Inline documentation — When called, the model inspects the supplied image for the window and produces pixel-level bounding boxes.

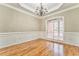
[47,17,64,40]
[46,17,64,56]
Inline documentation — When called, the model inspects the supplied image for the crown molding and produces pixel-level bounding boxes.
[0,3,40,19]
[19,3,35,13]
[43,4,79,18]
[0,3,79,19]
[48,3,63,12]
[19,3,63,14]
[0,3,63,19]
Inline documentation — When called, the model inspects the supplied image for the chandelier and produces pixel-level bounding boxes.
[35,3,48,16]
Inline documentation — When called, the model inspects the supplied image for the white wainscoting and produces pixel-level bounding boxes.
[0,31,79,48]
[64,32,79,44]
[0,31,44,48]
[42,32,79,44]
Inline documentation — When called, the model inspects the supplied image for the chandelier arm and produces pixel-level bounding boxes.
[35,3,48,16]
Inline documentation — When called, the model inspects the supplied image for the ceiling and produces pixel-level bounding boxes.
[19,3,63,12]
[4,3,79,17]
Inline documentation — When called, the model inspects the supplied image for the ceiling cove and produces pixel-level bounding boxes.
[19,3,63,16]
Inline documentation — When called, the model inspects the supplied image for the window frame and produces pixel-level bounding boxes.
[45,16,64,40]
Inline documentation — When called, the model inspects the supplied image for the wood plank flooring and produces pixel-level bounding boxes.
[0,39,79,56]
[0,39,53,56]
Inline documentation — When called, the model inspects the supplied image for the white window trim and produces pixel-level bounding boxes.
[45,16,64,39]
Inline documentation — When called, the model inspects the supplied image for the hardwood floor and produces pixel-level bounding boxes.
[0,39,79,56]
[0,39,53,56]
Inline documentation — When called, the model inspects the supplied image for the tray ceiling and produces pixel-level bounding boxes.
[3,3,79,17]
[19,3,63,13]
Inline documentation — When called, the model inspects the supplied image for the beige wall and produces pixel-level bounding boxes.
[0,4,79,32]
[44,7,79,32]
[0,5,41,32]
